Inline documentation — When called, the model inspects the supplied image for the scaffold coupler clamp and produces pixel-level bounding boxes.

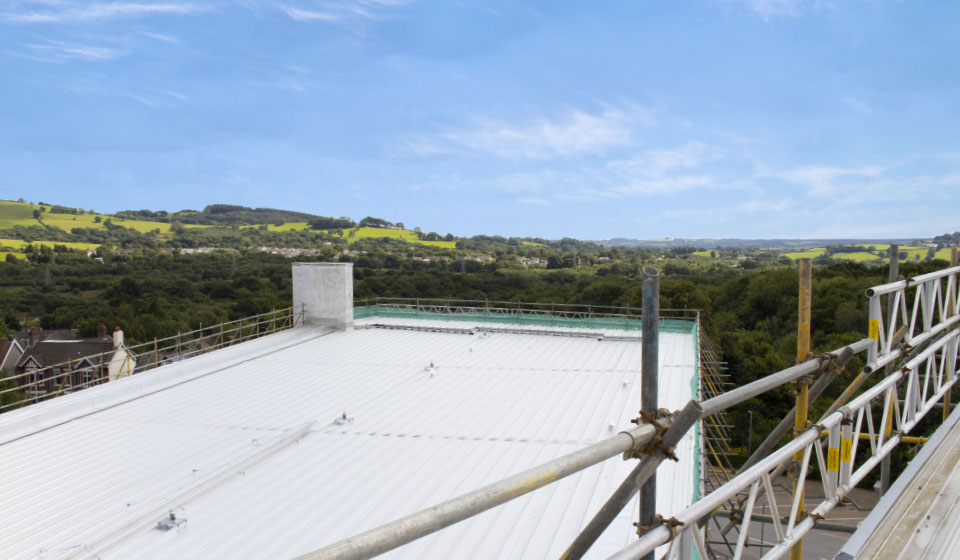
[812,422,829,438]
[819,351,850,377]
[634,514,685,538]
[791,374,815,396]
[623,408,674,460]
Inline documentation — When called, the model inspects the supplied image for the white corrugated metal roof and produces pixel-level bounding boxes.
[0,316,699,560]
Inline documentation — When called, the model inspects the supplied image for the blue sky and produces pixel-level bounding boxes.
[1,1,958,240]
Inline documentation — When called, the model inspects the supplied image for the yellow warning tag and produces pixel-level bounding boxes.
[828,448,840,472]
[841,439,852,462]
[869,319,879,341]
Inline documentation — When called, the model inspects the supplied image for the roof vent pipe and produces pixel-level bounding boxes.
[292,262,354,330]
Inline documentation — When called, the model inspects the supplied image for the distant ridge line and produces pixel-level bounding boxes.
[595,237,924,249]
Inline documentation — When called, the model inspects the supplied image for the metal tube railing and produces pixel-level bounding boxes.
[0,307,299,412]
[864,265,960,297]
[608,413,832,560]
[293,420,668,560]
[562,401,703,560]
[354,297,700,321]
[866,264,960,369]
[609,328,960,560]
[699,339,872,418]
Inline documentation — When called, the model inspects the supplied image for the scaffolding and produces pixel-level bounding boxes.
[297,259,960,560]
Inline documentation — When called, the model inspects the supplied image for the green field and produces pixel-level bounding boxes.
[328,226,456,249]
[239,222,312,232]
[268,222,311,232]
[902,247,929,261]
[42,212,171,234]
[240,223,457,248]
[0,200,41,226]
[837,251,884,262]
[0,251,26,261]
[0,238,101,251]
[692,250,714,258]
[2,199,457,249]
[0,200,172,234]
[780,244,950,263]
[782,248,827,260]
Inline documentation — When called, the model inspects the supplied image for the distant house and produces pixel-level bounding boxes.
[517,256,546,267]
[16,327,76,344]
[0,337,24,373]
[15,325,136,397]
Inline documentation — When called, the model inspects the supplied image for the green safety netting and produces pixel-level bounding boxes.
[354,305,695,334]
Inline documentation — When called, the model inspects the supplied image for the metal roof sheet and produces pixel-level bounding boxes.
[836,401,960,560]
[0,318,699,560]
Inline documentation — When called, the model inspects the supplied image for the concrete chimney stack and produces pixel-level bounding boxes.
[292,263,353,330]
[97,323,107,339]
[113,327,123,348]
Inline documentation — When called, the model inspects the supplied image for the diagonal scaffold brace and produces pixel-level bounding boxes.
[560,399,703,560]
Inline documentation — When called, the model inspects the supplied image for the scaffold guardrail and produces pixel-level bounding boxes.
[0,307,301,412]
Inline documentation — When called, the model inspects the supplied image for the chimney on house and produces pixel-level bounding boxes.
[113,327,123,348]
[97,323,107,339]
[292,263,353,330]
[28,327,39,347]
[0,337,10,358]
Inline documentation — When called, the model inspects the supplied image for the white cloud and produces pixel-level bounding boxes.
[1,2,206,23]
[490,171,556,193]
[278,0,411,24]
[406,105,653,160]
[652,197,792,229]
[738,198,792,213]
[156,88,187,101]
[516,197,549,206]
[26,39,126,61]
[843,96,873,114]
[731,0,803,19]
[763,164,886,197]
[363,0,411,6]
[476,141,729,202]
[278,5,339,22]
[607,142,717,179]
[582,142,723,197]
[127,88,187,107]
[727,0,840,20]
[141,30,180,44]
[128,93,166,106]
